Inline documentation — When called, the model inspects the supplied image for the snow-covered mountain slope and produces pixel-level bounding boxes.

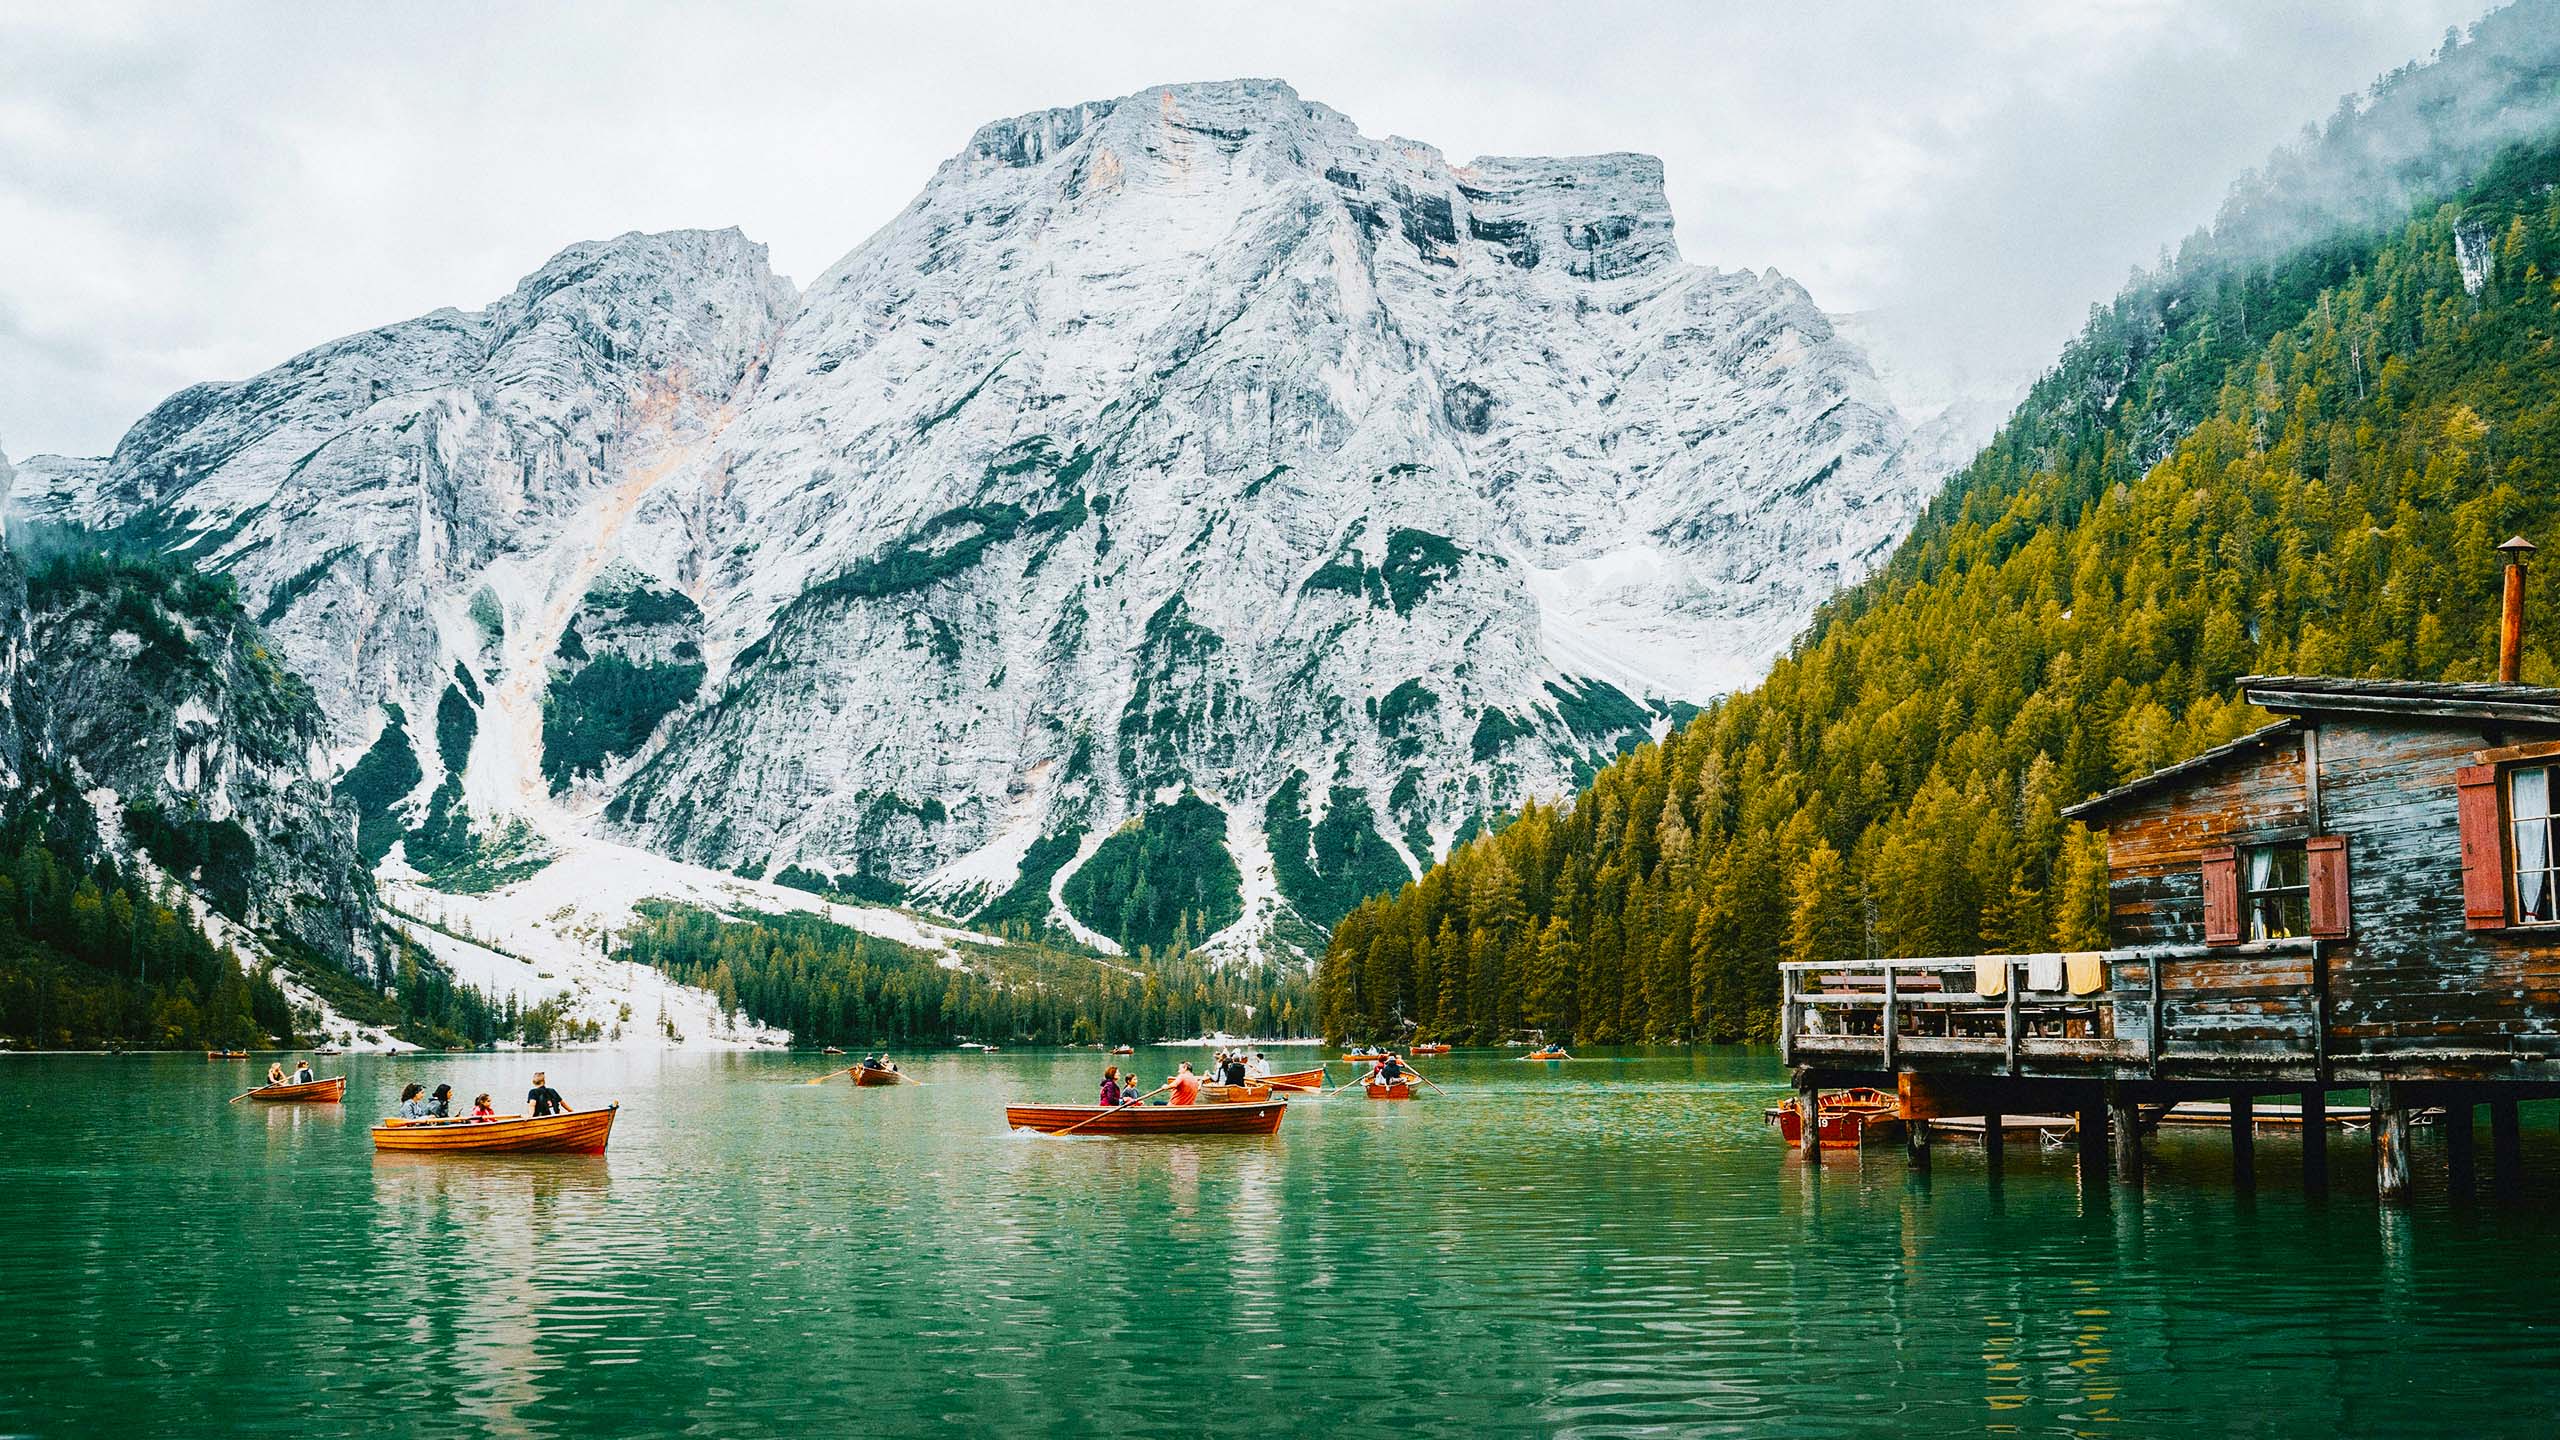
[22,79,1936,965]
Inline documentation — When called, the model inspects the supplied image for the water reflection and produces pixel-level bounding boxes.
[2,1050,2558,1437]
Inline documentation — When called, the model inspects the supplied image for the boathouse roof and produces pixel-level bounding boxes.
[2059,718,2301,822]
[2239,674,2560,723]
[2061,676,2560,823]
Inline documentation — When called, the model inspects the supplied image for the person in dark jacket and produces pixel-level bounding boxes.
[1100,1066,1125,1106]
[427,1083,453,1118]
[526,1072,569,1117]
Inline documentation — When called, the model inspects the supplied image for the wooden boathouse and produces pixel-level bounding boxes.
[1781,543,2560,1201]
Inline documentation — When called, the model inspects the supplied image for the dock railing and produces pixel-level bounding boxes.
[1779,938,2320,1075]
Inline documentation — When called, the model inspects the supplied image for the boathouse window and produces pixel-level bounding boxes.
[2512,766,2560,924]
[2242,842,2310,940]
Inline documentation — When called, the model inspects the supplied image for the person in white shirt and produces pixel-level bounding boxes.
[1247,1052,1271,1081]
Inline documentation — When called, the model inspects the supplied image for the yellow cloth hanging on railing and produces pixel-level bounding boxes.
[2065,951,2105,996]
[1975,957,2007,997]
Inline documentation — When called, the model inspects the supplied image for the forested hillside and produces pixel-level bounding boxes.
[1319,15,2560,1045]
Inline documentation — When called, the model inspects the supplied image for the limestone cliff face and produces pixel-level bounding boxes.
[16,81,1932,961]
[3,447,381,976]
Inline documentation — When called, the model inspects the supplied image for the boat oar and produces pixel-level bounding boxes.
[804,1066,859,1086]
[1400,1064,1449,1096]
[1328,1071,1376,1096]
[1049,1082,1174,1136]
[226,1088,261,1104]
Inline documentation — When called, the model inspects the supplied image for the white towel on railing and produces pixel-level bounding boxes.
[2026,953,2064,992]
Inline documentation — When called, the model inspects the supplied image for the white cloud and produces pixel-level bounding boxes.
[0,0,2492,457]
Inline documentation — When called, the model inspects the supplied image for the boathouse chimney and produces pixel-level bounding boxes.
[2500,536,2536,684]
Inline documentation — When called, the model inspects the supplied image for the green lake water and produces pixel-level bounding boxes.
[3,1047,2557,1437]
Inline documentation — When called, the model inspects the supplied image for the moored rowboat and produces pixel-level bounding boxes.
[205,1050,249,1060]
[1342,1051,1387,1063]
[372,1104,619,1155]
[1006,1099,1288,1136]
[1201,1081,1272,1103]
[853,1066,905,1086]
[247,1076,346,1103]
[1771,1087,1903,1150]
[1365,1080,1414,1101]
[1260,1068,1325,1092]
[1524,1049,1571,1061]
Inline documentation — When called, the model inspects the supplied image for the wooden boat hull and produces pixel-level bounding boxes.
[1200,1082,1272,1103]
[1261,1068,1325,1092]
[1413,1044,1451,1055]
[1006,1099,1288,1135]
[372,1105,618,1155]
[247,1076,346,1103]
[1772,1088,1905,1150]
[853,1067,905,1086]
[1525,1051,1570,1061]
[1342,1052,1386,1063]
[1365,1080,1414,1100]
[206,1051,249,1060]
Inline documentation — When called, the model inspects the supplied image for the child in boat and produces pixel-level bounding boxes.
[1167,1063,1202,1106]
[470,1093,496,1120]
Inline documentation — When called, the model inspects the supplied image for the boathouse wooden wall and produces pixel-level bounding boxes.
[2098,714,2560,1069]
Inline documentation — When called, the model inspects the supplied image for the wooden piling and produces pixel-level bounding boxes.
[2077,1098,2108,1183]
[1906,1118,1931,1170]
[2108,1090,2143,1186]
[2373,1081,2411,1204]
[2445,1096,2476,1197]
[1798,1081,1821,1170]
[2229,1093,2255,1190]
[2301,1089,2328,1194]
[2491,1097,2521,1194]
[1983,1111,2003,1178]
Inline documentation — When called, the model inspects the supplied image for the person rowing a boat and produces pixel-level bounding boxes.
[266,1062,287,1087]
[1167,1063,1202,1106]
[1369,1054,1410,1086]
[527,1072,569,1117]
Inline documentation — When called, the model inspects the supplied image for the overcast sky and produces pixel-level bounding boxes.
[0,0,2495,459]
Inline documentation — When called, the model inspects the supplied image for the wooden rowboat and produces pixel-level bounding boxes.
[1261,1068,1326,1092]
[206,1050,249,1060]
[1006,1098,1288,1136]
[1200,1081,1272,1103]
[853,1066,905,1086]
[1413,1043,1452,1055]
[1524,1049,1571,1061]
[247,1075,346,1103]
[1342,1051,1387,1063]
[372,1104,619,1155]
[1771,1087,1904,1150]
[823,1046,845,1055]
[1111,1046,1135,1055]
[1366,1079,1414,1100]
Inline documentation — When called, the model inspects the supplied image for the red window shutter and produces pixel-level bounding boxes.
[2457,763,2509,931]
[2307,835,2350,938]
[2201,845,2240,945]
